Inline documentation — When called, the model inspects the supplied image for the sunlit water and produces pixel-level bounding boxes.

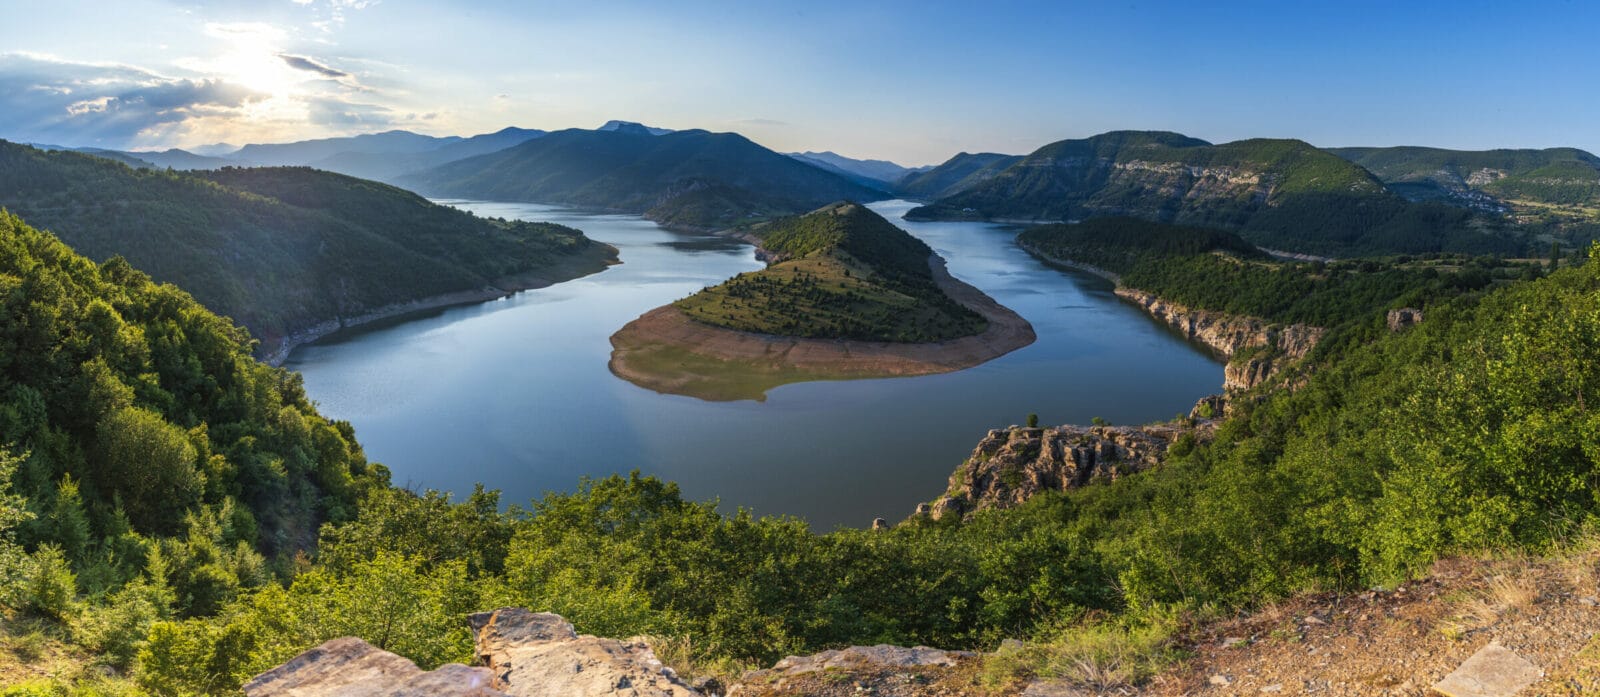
[286,200,1223,529]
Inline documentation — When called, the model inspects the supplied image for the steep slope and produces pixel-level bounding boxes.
[399,128,891,229]
[0,142,616,358]
[894,151,1021,200]
[0,210,386,558]
[1330,144,1600,207]
[910,132,1521,256]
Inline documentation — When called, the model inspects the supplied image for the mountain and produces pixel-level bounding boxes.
[1328,145,1600,208]
[788,151,924,189]
[399,128,891,229]
[674,202,986,342]
[229,130,462,167]
[597,120,675,136]
[303,126,547,182]
[121,148,234,170]
[908,131,1522,256]
[893,151,1021,200]
[0,142,616,357]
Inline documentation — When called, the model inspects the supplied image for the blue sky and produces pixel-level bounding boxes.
[0,0,1596,165]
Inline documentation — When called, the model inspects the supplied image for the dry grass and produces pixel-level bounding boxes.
[643,634,757,691]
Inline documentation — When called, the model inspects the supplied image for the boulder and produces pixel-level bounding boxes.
[469,608,702,697]
[243,636,502,697]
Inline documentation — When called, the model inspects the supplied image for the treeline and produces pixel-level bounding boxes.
[0,142,610,350]
[1019,217,1537,342]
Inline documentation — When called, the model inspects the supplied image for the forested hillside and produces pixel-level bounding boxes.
[909,132,1525,256]
[0,142,615,356]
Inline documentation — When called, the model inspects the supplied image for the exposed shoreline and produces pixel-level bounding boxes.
[607,254,1036,401]
[261,244,620,366]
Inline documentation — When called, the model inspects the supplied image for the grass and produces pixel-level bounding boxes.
[675,203,985,343]
[978,611,1186,693]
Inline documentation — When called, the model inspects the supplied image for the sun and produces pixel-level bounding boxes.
[200,22,302,97]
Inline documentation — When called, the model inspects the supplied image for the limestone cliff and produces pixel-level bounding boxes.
[921,422,1210,520]
[1114,287,1323,392]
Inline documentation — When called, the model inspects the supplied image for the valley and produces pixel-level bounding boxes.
[282,199,1225,529]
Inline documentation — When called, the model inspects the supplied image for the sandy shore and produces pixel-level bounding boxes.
[607,255,1036,400]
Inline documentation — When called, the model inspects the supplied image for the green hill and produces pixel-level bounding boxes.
[674,203,985,342]
[894,151,1021,200]
[398,128,890,230]
[908,132,1521,256]
[0,208,387,565]
[0,142,616,356]
[1324,147,1600,209]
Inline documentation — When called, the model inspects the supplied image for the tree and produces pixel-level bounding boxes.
[95,407,202,534]
[1026,413,1039,428]
[1550,240,1562,270]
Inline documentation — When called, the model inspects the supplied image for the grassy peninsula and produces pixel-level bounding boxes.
[608,203,1032,400]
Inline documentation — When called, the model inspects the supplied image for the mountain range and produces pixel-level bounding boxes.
[397,127,891,229]
[907,131,1528,256]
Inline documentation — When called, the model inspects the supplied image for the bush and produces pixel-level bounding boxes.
[20,545,78,620]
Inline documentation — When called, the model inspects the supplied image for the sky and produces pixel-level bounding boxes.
[1,0,1597,166]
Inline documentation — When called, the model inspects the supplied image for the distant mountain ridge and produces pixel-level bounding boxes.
[398,128,891,229]
[908,130,1522,256]
[1328,145,1600,208]
[895,151,1022,200]
[787,151,927,190]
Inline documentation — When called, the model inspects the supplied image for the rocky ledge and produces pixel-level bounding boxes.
[920,421,1212,519]
[244,608,990,697]
[1114,287,1323,392]
[245,608,699,697]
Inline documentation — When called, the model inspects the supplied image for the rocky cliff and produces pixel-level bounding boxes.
[921,422,1211,520]
[1114,287,1323,392]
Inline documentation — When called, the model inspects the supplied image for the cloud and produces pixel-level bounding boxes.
[279,53,351,80]
[0,53,266,147]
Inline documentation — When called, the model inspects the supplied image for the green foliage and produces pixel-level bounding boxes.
[19,545,78,621]
[676,204,986,342]
[0,142,609,347]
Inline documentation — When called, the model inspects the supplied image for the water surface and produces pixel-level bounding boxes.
[286,200,1223,528]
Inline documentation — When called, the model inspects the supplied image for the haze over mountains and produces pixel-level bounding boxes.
[20,119,1600,259]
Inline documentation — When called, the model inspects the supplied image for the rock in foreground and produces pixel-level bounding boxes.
[245,609,701,697]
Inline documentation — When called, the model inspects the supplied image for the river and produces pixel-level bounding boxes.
[285,200,1224,529]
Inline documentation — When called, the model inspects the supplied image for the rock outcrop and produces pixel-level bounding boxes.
[1114,287,1323,391]
[923,423,1205,518]
[1387,307,1424,332]
[244,637,501,696]
[245,609,701,697]
[731,645,974,697]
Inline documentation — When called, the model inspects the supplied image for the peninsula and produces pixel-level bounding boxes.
[608,202,1035,400]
